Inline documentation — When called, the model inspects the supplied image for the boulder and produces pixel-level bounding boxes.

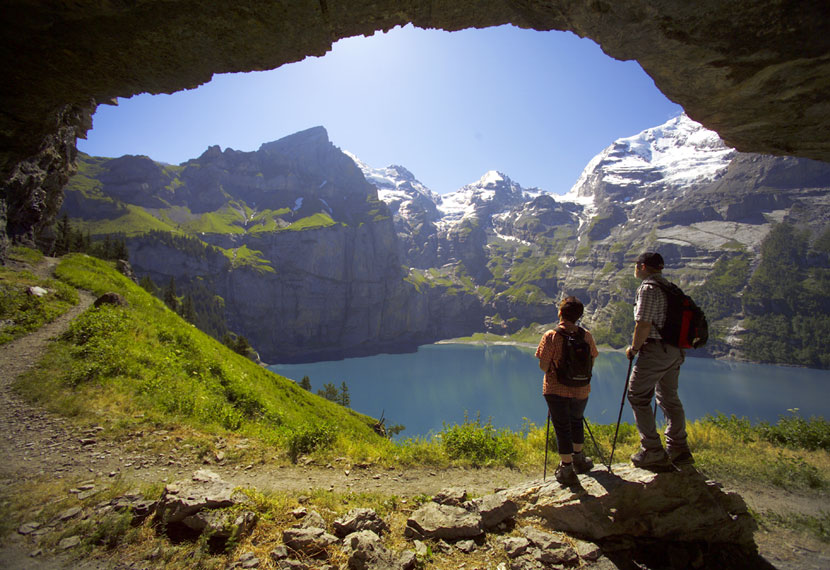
[334,508,389,538]
[116,259,139,282]
[107,493,158,525]
[295,509,327,530]
[504,465,756,547]
[282,527,338,558]
[502,536,531,559]
[465,492,518,530]
[155,469,244,525]
[519,526,566,550]
[93,292,128,308]
[431,487,467,506]
[181,509,257,541]
[342,530,399,570]
[404,502,483,541]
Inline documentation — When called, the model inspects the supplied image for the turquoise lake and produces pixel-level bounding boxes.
[269,344,830,439]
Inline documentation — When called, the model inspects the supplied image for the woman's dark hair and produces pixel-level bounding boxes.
[559,296,584,323]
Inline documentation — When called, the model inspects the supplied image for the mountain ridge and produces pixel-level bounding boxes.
[60,116,830,367]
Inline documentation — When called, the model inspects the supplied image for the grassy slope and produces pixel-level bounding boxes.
[15,253,381,459]
[0,247,79,345]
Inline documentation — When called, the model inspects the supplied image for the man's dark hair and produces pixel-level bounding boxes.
[559,296,584,323]
[636,251,664,270]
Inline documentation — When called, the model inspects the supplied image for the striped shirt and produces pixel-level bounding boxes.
[535,323,599,398]
[635,275,669,340]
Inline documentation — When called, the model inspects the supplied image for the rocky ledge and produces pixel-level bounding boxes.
[16,465,771,569]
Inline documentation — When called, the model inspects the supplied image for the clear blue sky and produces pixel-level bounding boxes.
[78,25,682,195]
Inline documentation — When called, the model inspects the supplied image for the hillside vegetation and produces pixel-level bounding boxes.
[15,253,383,462]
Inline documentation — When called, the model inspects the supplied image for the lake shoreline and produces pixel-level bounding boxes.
[435,338,823,368]
[435,337,625,354]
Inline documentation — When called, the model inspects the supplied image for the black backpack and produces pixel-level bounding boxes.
[647,279,709,349]
[552,326,594,387]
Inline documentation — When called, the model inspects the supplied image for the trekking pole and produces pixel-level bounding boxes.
[608,357,634,471]
[583,416,605,467]
[543,412,551,481]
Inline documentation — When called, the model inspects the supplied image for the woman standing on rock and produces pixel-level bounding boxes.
[535,296,598,485]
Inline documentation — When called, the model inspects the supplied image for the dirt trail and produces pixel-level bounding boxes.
[0,257,827,569]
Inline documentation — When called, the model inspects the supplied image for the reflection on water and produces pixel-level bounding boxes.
[269,344,830,438]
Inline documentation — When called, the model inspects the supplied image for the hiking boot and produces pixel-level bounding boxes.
[630,447,671,469]
[554,462,579,486]
[668,448,695,466]
[572,451,594,474]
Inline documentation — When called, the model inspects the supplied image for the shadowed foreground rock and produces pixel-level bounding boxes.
[503,464,771,569]
[506,465,755,545]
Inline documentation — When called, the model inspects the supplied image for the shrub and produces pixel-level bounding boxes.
[286,422,336,462]
[756,411,830,452]
[703,411,830,451]
[440,415,518,467]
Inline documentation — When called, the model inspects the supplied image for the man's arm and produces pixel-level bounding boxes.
[626,320,652,360]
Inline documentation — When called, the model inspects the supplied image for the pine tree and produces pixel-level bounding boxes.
[163,277,179,312]
[102,234,112,259]
[338,381,351,407]
[234,335,252,357]
[317,383,339,402]
[54,214,71,255]
[71,227,85,252]
[139,275,158,296]
[299,376,312,391]
[114,236,129,260]
[180,293,197,323]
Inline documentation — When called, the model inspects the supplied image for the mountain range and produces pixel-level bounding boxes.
[61,115,830,367]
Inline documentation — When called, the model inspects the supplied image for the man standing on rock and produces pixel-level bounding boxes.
[625,252,694,468]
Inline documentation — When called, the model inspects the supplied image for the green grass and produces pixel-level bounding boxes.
[15,254,380,460]
[223,245,275,274]
[286,213,336,231]
[0,250,79,345]
[73,205,174,236]
[439,415,519,467]
[757,510,830,543]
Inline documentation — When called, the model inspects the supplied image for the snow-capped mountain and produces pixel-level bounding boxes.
[352,114,737,243]
[348,160,546,234]
[351,112,828,276]
[435,171,530,229]
[344,152,441,223]
[64,118,830,365]
[566,114,736,204]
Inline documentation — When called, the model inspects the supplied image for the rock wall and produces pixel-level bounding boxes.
[3,1,830,258]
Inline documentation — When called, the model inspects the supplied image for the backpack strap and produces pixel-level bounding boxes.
[644,277,680,296]
[554,324,583,338]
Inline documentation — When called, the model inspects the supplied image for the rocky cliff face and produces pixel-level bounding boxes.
[64,127,495,362]
[353,115,830,361]
[63,117,830,364]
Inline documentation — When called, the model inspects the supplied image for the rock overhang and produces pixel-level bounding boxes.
[3,0,830,242]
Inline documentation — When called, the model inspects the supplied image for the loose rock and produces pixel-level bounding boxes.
[404,501,483,541]
[432,487,467,506]
[334,508,389,538]
[283,527,338,558]
[342,530,399,570]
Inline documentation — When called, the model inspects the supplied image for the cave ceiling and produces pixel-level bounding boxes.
[1,0,830,241]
